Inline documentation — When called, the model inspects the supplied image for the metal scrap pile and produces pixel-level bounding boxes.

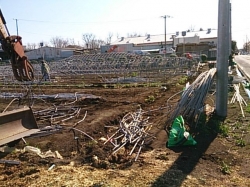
[0,53,198,77]
[104,108,155,161]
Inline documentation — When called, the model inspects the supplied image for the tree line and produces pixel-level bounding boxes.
[25,32,144,50]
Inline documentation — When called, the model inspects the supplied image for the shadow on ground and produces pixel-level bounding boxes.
[151,114,221,187]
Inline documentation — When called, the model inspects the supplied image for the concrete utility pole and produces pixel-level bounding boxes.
[13,19,18,36]
[216,0,230,117]
[246,35,248,53]
[229,2,232,54]
[161,15,172,56]
[164,15,166,55]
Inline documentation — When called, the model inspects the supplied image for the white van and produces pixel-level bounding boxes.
[133,50,150,55]
[159,47,175,54]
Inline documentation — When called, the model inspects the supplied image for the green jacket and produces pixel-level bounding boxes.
[41,62,50,74]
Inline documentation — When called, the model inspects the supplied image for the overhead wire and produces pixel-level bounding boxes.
[13,16,162,25]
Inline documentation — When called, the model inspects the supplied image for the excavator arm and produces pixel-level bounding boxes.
[0,9,34,81]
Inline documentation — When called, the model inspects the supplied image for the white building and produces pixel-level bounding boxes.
[101,29,217,56]
[25,47,74,60]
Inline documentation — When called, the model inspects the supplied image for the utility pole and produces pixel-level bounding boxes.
[229,2,231,55]
[161,15,172,56]
[182,31,186,55]
[246,35,248,53]
[216,0,230,118]
[164,15,166,56]
[13,19,18,36]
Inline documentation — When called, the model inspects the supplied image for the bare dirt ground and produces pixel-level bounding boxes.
[1,69,250,187]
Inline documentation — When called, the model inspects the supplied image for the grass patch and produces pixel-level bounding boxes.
[236,139,246,147]
[178,76,188,85]
[218,124,229,137]
[246,105,250,113]
[220,161,231,175]
[145,95,155,103]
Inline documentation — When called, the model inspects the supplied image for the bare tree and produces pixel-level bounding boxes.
[82,33,105,49]
[26,43,31,49]
[92,39,105,49]
[82,33,95,49]
[97,39,105,47]
[50,37,69,48]
[50,37,61,48]
[25,42,38,50]
[116,33,120,39]
[68,38,75,46]
[62,40,68,48]
[243,41,250,53]
[106,32,113,44]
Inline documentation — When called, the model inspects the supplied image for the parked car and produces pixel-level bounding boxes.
[132,50,150,56]
[159,47,175,54]
[182,53,193,59]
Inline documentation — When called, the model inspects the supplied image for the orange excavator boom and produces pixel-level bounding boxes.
[0,9,34,81]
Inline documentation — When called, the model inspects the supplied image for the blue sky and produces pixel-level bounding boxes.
[0,0,249,48]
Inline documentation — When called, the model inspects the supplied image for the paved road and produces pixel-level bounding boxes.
[235,55,250,79]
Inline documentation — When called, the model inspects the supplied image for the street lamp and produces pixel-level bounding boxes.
[161,15,172,56]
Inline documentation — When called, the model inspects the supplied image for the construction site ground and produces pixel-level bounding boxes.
[1,69,250,187]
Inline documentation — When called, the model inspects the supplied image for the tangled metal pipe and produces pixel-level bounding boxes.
[0,54,198,77]
[104,108,155,161]
[18,90,96,141]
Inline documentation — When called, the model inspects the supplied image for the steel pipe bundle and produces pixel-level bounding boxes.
[170,68,217,126]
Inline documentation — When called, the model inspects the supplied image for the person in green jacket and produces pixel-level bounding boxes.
[41,60,50,81]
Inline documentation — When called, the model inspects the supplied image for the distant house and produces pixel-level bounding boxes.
[25,46,75,60]
[101,28,217,57]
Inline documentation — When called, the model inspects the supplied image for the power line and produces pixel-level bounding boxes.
[15,16,161,25]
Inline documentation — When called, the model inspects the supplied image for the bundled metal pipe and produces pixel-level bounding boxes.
[170,68,217,126]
